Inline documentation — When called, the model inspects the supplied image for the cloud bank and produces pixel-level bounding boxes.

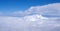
[0,3,60,31]
[12,3,60,17]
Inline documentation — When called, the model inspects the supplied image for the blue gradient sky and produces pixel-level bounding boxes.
[0,0,60,13]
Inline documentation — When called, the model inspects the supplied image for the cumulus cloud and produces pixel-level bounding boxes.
[12,3,60,17]
[0,14,60,31]
[0,3,60,31]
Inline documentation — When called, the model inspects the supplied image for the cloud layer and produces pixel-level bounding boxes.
[12,3,60,17]
[0,3,60,31]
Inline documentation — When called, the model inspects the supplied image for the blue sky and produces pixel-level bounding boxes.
[0,0,60,13]
[0,0,60,31]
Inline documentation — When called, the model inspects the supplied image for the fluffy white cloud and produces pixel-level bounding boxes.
[0,14,60,31]
[12,3,60,17]
[0,3,60,31]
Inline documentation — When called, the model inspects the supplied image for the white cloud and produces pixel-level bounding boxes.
[0,3,60,31]
[0,14,60,31]
[12,3,60,17]
[24,14,48,21]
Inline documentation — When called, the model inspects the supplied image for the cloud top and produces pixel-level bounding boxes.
[12,3,60,17]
